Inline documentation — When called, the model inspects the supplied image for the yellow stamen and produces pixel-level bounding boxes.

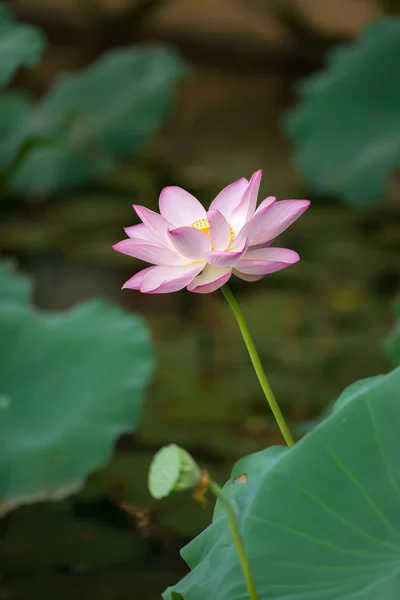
[191,218,210,235]
[228,225,235,246]
[191,218,236,247]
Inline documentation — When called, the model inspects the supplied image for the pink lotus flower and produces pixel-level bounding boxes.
[113,171,310,294]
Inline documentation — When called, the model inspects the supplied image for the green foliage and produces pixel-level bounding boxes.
[0,4,187,194]
[212,447,287,522]
[286,18,400,206]
[0,2,46,88]
[0,92,33,173]
[0,259,32,305]
[0,262,155,515]
[384,297,400,365]
[165,367,400,599]
[9,45,187,194]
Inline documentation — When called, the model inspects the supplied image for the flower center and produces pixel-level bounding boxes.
[191,218,235,246]
[191,218,210,235]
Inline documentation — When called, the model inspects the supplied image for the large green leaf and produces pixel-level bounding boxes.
[165,366,400,599]
[0,259,31,306]
[212,447,288,523]
[384,297,400,365]
[0,3,46,88]
[0,92,33,174]
[0,264,154,515]
[10,45,187,193]
[285,19,400,206]
[10,145,113,193]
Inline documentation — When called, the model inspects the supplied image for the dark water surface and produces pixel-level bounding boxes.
[1,192,399,599]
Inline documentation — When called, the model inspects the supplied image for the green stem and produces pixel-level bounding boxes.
[209,480,259,600]
[221,284,295,447]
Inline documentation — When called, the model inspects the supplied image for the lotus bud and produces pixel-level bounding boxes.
[148,443,202,499]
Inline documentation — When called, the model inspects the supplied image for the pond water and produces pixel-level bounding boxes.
[1,187,398,599]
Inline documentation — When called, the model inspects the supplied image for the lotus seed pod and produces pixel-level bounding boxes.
[148,444,202,499]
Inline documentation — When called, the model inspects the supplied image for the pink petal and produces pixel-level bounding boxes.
[133,205,174,248]
[246,247,300,261]
[247,200,310,246]
[208,209,231,251]
[255,196,276,215]
[209,177,249,221]
[232,270,264,282]
[159,186,206,227]
[168,226,211,259]
[245,170,263,221]
[141,264,203,294]
[234,196,276,247]
[124,224,163,246]
[187,265,232,293]
[206,238,248,267]
[235,247,300,275]
[230,170,262,233]
[122,267,154,290]
[112,239,189,265]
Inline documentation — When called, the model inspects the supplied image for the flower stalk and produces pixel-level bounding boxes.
[221,284,295,447]
[149,446,259,599]
[209,480,259,600]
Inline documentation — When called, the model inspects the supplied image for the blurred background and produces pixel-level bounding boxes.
[1,0,399,598]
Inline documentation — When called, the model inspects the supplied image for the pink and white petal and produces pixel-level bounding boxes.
[208,209,231,250]
[140,264,204,294]
[245,241,273,251]
[245,247,300,261]
[187,265,232,293]
[168,226,211,260]
[133,205,174,248]
[230,170,262,233]
[255,196,276,215]
[206,238,248,267]
[113,239,189,265]
[232,270,264,282]
[124,223,162,245]
[122,267,154,290]
[245,170,263,221]
[235,247,300,275]
[209,177,249,221]
[248,199,310,246]
[233,196,276,247]
[159,186,206,227]
[245,247,300,262]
